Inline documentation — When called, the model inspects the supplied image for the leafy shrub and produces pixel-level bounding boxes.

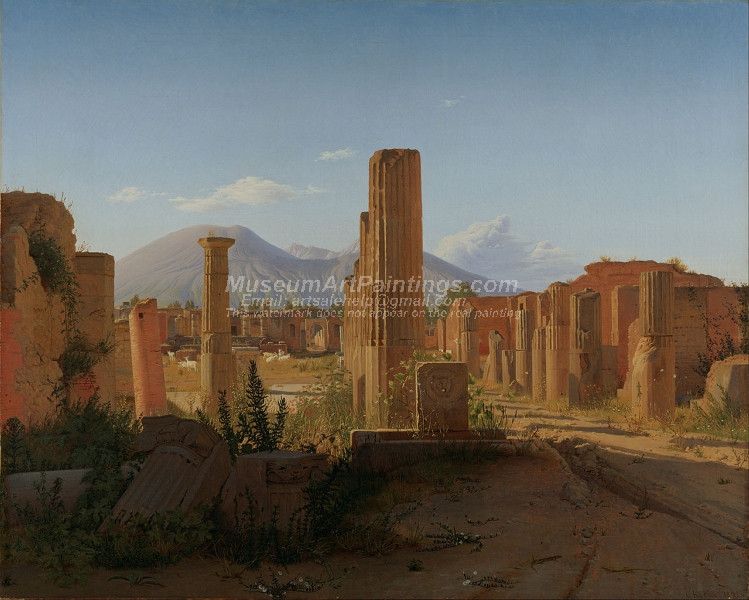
[689,285,749,381]
[199,361,287,460]
[10,474,95,587]
[283,369,362,457]
[1,394,139,477]
[96,505,215,569]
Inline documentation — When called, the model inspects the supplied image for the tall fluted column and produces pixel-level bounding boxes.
[531,327,547,402]
[198,236,235,412]
[514,309,534,395]
[346,149,424,427]
[569,289,602,406]
[631,271,675,417]
[545,282,571,403]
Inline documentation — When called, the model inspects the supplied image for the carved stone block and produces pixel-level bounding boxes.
[416,362,468,432]
[219,451,328,526]
[111,416,231,524]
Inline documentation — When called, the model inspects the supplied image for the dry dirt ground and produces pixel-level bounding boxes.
[2,393,747,600]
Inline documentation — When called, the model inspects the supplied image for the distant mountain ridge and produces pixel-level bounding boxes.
[114,224,494,307]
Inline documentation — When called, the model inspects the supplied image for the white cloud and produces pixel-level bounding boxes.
[315,147,357,162]
[441,96,465,108]
[169,176,321,212]
[107,186,153,203]
[433,216,581,291]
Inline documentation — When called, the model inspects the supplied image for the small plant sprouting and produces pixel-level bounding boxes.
[717,477,734,485]
[462,571,517,589]
[619,488,653,520]
[419,522,495,552]
[407,558,424,571]
[630,454,645,464]
[244,568,323,600]
[107,572,164,587]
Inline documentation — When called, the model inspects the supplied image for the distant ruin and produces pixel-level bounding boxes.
[439,261,744,411]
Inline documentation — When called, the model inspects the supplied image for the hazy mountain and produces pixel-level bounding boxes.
[114,224,495,308]
[285,243,339,260]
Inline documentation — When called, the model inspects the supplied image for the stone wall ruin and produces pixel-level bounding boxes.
[1,192,115,424]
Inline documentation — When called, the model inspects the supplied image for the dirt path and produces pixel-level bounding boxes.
[3,398,747,599]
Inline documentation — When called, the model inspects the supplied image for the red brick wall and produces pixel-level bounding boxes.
[674,287,742,396]
[0,309,25,423]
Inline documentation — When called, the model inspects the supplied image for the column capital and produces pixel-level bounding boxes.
[198,237,235,250]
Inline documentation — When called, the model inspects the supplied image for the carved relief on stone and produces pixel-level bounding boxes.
[416,362,469,432]
[266,454,328,485]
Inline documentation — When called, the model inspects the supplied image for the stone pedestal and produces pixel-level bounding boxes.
[631,271,675,417]
[219,451,328,526]
[129,298,167,417]
[198,237,235,412]
[569,289,602,406]
[545,282,571,403]
[416,362,469,432]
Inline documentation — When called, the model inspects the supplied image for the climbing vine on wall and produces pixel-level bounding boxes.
[22,221,114,400]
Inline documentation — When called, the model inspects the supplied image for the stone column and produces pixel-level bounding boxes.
[501,350,516,394]
[198,237,235,412]
[514,309,534,395]
[72,252,115,406]
[631,271,675,417]
[456,306,481,379]
[531,327,547,402]
[611,285,639,389]
[569,289,602,406]
[545,282,571,403]
[482,330,504,385]
[129,298,167,417]
[346,149,425,428]
[114,320,134,406]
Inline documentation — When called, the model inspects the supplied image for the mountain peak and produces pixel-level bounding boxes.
[114,224,493,306]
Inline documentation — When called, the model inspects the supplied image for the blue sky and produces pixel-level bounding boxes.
[3,0,747,291]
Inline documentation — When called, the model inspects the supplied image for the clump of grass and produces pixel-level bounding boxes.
[468,387,515,437]
[296,354,339,373]
[283,369,363,457]
[691,389,748,442]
